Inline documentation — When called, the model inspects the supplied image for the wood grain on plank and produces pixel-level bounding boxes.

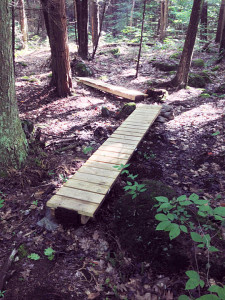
[65,179,109,194]
[74,172,115,186]
[84,160,121,171]
[78,165,120,178]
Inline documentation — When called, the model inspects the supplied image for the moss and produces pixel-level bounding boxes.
[215,84,225,94]
[152,61,178,72]
[192,59,205,68]
[188,72,211,88]
[109,48,120,57]
[170,52,181,59]
[211,65,219,72]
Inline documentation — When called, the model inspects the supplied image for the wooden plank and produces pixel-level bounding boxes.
[73,172,115,186]
[114,128,146,136]
[111,133,141,141]
[99,145,134,155]
[87,153,128,164]
[94,149,131,159]
[102,139,137,149]
[78,165,120,178]
[47,195,98,217]
[106,137,139,145]
[76,77,148,101]
[65,179,109,194]
[56,186,104,204]
[84,160,121,171]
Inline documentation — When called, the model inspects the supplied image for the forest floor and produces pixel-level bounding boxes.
[0,40,225,300]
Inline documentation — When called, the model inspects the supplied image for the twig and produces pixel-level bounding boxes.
[0,247,18,290]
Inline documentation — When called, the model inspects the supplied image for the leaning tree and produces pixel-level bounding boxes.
[0,0,28,175]
[171,0,204,88]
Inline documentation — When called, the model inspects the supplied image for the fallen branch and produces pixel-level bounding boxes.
[0,247,18,291]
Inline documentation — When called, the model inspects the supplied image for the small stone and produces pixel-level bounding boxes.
[157,116,167,123]
[162,104,172,112]
[101,106,110,117]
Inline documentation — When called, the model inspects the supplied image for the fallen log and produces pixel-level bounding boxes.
[76,77,148,101]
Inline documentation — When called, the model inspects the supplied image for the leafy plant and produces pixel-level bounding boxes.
[32,200,38,206]
[59,174,68,183]
[44,247,55,260]
[211,131,220,136]
[0,290,5,298]
[83,146,93,155]
[28,253,40,261]
[154,193,225,298]
[0,199,4,209]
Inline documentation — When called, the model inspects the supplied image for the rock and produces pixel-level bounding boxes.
[156,116,167,123]
[116,102,136,119]
[152,61,178,72]
[188,72,212,88]
[71,58,93,77]
[94,126,108,139]
[145,88,168,102]
[101,106,110,117]
[162,104,172,112]
[109,48,120,57]
[215,84,225,94]
[21,119,34,139]
[161,111,174,120]
[37,208,58,232]
[191,59,205,68]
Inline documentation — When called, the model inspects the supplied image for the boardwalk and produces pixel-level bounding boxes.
[47,105,162,221]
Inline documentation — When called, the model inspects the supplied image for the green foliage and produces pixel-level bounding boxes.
[211,131,220,136]
[44,247,55,260]
[0,291,5,298]
[59,174,68,183]
[83,146,93,155]
[28,253,40,261]
[0,191,5,209]
[18,244,28,259]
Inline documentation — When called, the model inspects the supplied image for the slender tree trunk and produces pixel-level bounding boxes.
[215,0,225,43]
[18,0,28,49]
[76,0,88,59]
[89,0,99,50]
[135,0,147,78]
[0,0,28,175]
[200,1,208,41]
[12,0,15,71]
[130,0,136,27]
[218,18,225,61]
[171,0,204,88]
[41,0,72,97]
[73,0,78,44]
[159,0,168,41]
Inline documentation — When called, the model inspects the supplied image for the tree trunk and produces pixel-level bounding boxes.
[0,0,28,175]
[130,0,136,27]
[171,0,204,88]
[159,0,168,41]
[215,0,225,43]
[18,0,28,49]
[76,0,88,59]
[219,17,225,61]
[89,0,99,50]
[41,0,72,97]
[73,0,78,44]
[200,1,208,41]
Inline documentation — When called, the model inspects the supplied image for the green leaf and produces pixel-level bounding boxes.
[198,211,207,217]
[208,285,222,293]
[186,270,200,280]
[155,213,168,221]
[178,296,190,300]
[177,195,187,202]
[140,188,147,193]
[44,248,55,256]
[211,131,220,136]
[194,200,209,205]
[199,205,210,212]
[180,225,188,233]
[28,253,40,260]
[127,181,132,186]
[155,196,169,203]
[189,193,199,202]
[169,224,180,240]
[208,246,219,252]
[214,215,224,221]
[214,207,225,217]
[156,220,171,231]
[159,203,172,209]
[180,200,192,206]
[199,280,205,288]
[191,232,203,243]
[196,295,219,300]
[185,278,199,290]
[167,213,175,221]
[197,243,205,248]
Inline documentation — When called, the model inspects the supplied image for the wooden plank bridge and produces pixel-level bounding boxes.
[46,104,162,223]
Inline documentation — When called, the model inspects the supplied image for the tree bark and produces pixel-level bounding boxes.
[130,0,136,27]
[200,1,208,41]
[89,0,99,50]
[171,0,204,88]
[159,0,168,41]
[41,0,72,97]
[219,17,225,61]
[18,0,28,49]
[76,0,88,59]
[0,0,28,175]
[215,0,225,43]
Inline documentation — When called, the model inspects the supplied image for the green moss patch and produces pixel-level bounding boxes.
[191,59,205,68]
